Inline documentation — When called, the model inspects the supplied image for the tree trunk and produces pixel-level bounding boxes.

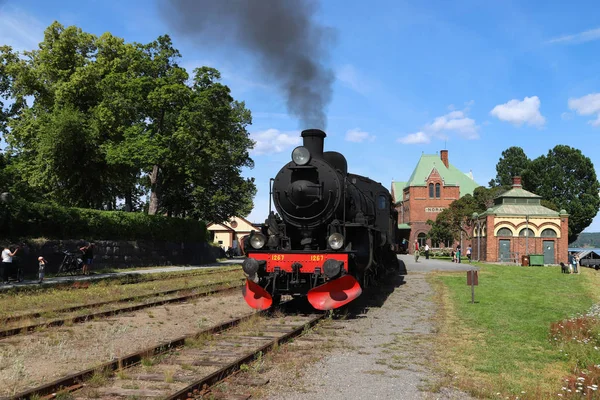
[148,164,160,215]
[125,192,133,212]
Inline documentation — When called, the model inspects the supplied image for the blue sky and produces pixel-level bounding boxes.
[2,0,600,231]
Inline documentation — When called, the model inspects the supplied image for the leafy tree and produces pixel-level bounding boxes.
[473,185,508,209]
[426,219,454,246]
[521,145,600,242]
[1,22,256,221]
[434,193,480,241]
[489,146,531,187]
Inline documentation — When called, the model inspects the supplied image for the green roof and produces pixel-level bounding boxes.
[481,184,561,217]
[405,154,480,197]
[496,187,541,199]
[398,223,411,229]
[391,181,407,204]
[483,204,560,217]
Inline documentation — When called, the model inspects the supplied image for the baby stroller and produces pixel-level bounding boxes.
[58,250,84,275]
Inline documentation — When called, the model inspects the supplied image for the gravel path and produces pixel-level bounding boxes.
[264,256,477,400]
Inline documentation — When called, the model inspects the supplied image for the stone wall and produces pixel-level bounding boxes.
[12,239,221,275]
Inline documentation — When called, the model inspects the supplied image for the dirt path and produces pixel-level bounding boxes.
[260,256,475,400]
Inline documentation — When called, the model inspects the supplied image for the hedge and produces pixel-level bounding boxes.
[0,200,207,242]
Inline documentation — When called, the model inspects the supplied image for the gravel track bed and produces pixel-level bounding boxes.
[0,291,253,397]
[259,270,475,400]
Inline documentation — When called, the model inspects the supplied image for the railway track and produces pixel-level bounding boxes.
[10,303,325,400]
[0,279,244,339]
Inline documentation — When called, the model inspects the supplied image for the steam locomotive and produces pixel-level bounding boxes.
[242,129,405,310]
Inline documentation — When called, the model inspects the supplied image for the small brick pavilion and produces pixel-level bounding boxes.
[471,176,569,265]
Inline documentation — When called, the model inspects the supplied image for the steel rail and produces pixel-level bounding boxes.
[2,273,243,324]
[166,313,325,400]
[0,280,244,339]
[1,265,241,295]
[8,311,262,400]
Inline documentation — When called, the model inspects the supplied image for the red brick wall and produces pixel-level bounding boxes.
[484,215,496,261]
[483,216,568,264]
[559,215,569,264]
[404,179,460,246]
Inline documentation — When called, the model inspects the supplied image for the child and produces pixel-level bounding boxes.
[38,256,47,283]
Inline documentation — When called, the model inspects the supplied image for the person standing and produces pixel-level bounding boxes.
[79,243,94,276]
[38,256,47,283]
[568,253,575,274]
[573,254,579,274]
[414,239,419,262]
[466,246,472,263]
[1,245,18,284]
[456,245,461,264]
[424,243,430,259]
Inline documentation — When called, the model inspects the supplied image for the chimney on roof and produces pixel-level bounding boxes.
[512,176,522,188]
[440,150,449,168]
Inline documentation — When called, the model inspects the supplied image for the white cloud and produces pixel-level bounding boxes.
[547,27,600,45]
[336,64,372,95]
[0,6,45,51]
[561,112,573,121]
[250,129,301,155]
[397,132,430,144]
[568,93,600,126]
[345,128,375,143]
[425,110,479,139]
[490,96,545,127]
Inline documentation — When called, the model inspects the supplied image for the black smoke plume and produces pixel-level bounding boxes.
[160,0,335,128]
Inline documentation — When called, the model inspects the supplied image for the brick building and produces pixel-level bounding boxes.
[472,176,569,265]
[391,150,480,251]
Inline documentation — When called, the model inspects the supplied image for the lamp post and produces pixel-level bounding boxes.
[472,212,481,262]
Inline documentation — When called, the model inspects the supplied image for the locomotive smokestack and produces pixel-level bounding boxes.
[301,129,326,159]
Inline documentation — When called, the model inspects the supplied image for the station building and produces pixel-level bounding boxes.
[391,150,480,250]
[472,176,569,265]
[207,216,259,252]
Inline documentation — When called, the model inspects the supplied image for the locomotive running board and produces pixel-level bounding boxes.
[243,279,273,310]
[307,275,362,310]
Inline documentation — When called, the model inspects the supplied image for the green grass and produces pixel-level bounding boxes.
[432,263,600,399]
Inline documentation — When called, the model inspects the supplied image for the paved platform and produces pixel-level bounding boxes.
[0,259,242,292]
[398,254,480,273]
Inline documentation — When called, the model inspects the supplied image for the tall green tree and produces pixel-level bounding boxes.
[489,146,531,187]
[1,22,256,221]
[521,145,600,242]
[434,193,480,241]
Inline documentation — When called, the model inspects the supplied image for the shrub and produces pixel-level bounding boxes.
[0,200,207,241]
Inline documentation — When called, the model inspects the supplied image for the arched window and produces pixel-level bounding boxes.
[497,228,513,237]
[541,228,557,237]
[519,228,534,237]
[377,195,387,210]
[429,183,434,198]
[435,183,440,198]
[418,233,427,248]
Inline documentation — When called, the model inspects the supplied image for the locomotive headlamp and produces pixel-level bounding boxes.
[292,146,311,165]
[328,233,344,250]
[250,233,266,249]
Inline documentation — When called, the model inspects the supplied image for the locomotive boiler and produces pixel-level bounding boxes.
[242,129,404,310]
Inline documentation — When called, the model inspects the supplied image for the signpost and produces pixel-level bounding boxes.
[467,270,478,304]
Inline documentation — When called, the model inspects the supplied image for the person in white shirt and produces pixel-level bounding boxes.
[1,245,18,284]
[424,243,430,259]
